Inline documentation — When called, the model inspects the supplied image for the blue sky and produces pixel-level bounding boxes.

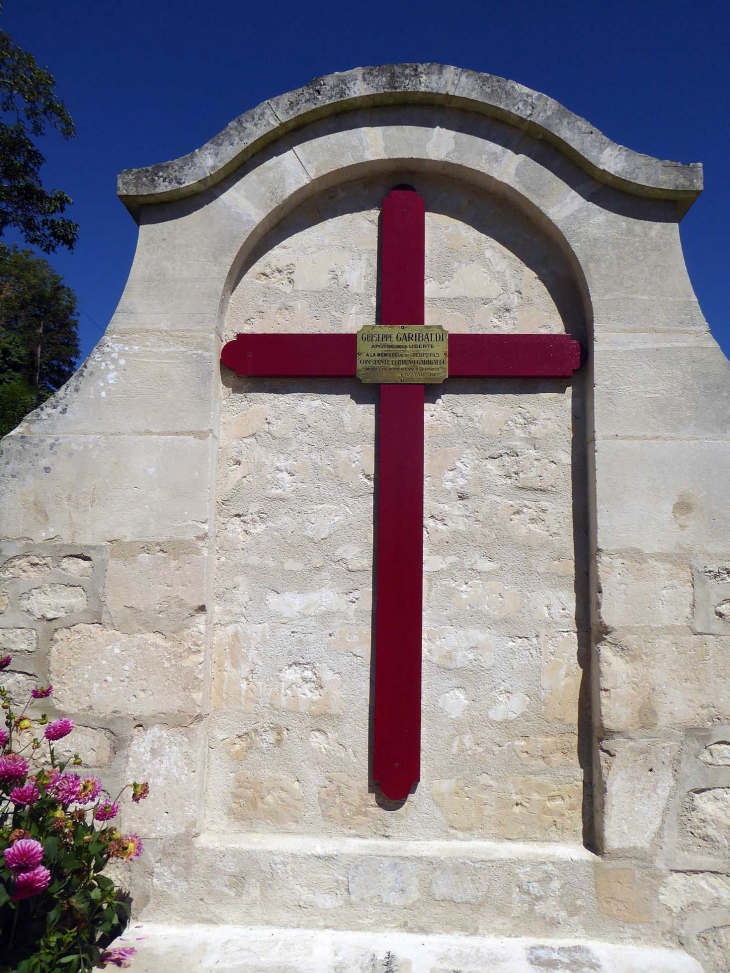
[5,0,730,360]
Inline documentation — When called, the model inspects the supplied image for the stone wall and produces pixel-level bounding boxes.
[1,66,728,970]
[210,172,589,846]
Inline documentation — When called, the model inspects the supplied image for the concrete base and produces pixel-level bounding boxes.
[124,924,703,972]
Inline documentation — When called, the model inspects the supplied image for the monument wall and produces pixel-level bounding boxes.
[1,66,729,971]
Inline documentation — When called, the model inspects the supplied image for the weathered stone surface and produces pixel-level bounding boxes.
[231,774,305,827]
[598,555,692,630]
[0,627,37,652]
[595,441,730,553]
[50,622,204,717]
[59,555,93,577]
[600,630,730,731]
[0,434,212,543]
[697,924,730,973]
[124,724,203,837]
[0,554,52,578]
[104,540,207,634]
[54,726,116,768]
[700,742,730,767]
[692,561,730,635]
[1,64,725,964]
[601,740,675,852]
[19,583,87,620]
[117,65,702,211]
[594,863,653,923]
[678,788,730,859]
[660,872,730,915]
[348,858,420,906]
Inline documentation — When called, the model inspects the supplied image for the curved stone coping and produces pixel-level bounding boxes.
[117,64,703,217]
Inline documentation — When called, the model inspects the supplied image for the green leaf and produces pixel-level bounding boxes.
[43,835,59,860]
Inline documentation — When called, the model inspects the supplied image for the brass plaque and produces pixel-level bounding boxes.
[356,325,449,384]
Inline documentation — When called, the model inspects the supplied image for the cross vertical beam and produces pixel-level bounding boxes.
[372,188,426,801]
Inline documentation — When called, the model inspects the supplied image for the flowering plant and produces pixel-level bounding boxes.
[0,656,148,972]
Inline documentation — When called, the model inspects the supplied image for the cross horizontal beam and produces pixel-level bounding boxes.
[221,332,582,379]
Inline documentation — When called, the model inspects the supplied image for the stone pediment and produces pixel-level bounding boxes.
[117,63,702,215]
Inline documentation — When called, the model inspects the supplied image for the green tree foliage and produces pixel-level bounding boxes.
[0,244,79,437]
[0,9,78,253]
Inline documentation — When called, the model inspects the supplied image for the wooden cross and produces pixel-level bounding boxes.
[221,187,581,801]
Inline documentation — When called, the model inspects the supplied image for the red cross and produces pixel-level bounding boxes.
[221,187,582,801]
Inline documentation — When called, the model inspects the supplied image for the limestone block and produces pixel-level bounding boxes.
[430,776,582,839]
[0,434,212,543]
[489,778,583,841]
[50,622,204,718]
[599,630,730,731]
[18,583,87,620]
[54,726,116,768]
[591,295,709,335]
[660,872,730,916]
[594,863,653,923]
[269,662,343,716]
[0,628,38,652]
[348,857,420,906]
[692,561,730,635]
[540,632,583,725]
[678,788,730,859]
[512,735,581,771]
[18,338,216,436]
[558,203,696,305]
[594,441,730,553]
[59,555,93,577]
[600,740,676,852]
[696,924,730,973]
[430,861,490,904]
[123,724,203,837]
[700,742,730,767]
[593,339,730,439]
[2,670,36,704]
[114,274,224,320]
[0,554,52,579]
[104,540,207,634]
[224,147,312,225]
[598,555,692,630]
[318,775,384,834]
[431,778,491,831]
[230,774,305,827]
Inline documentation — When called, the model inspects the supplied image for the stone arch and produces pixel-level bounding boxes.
[1,66,724,969]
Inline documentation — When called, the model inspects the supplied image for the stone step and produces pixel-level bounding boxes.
[140,834,656,943]
[124,924,703,973]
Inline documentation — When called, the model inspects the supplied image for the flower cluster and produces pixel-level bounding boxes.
[0,656,149,971]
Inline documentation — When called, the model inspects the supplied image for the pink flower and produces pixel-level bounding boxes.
[0,655,11,671]
[77,776,102,804]
[100,946,137,969]
[44,718,74,741]
[9,780,40,806]
[31,685,53,699]
[4,838,44,872]
[0,728,8,747]
[0,753,29,782]
[94,801,119,821]
[111,834,143,861]
[12,864,51,900]
[50,772,82,806]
